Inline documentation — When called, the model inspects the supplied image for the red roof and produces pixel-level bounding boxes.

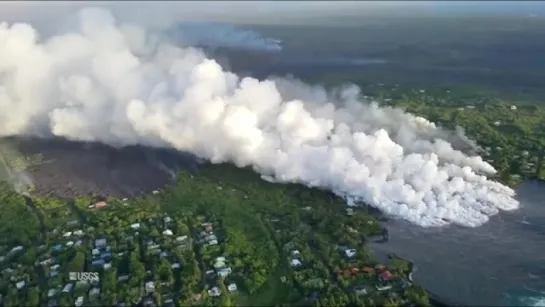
[379,270,393,280]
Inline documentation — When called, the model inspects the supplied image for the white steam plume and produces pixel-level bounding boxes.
[0,8,519,227]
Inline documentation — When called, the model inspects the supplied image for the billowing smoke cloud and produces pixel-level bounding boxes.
[0,8,519,227]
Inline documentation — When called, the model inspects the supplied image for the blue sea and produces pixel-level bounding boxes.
[370,181,545,306]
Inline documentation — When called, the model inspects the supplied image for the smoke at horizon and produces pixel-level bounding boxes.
[0,8,519,227]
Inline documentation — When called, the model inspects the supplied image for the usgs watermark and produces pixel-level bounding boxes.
[69,272,99,282]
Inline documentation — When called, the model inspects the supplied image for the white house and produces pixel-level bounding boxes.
[130,223,140,230]
[63,231,72,238]
[171,263,181,269]
[511,105,517,110]
[207,287,221,297]
[376,284,392,291]
[227,283,238,292]
[103,263,112,270]
[290,259,302,268]
[209,239,218,246]
[162,229,173,236]
[345,249,356,258]
[47,289,57,297]
[15,281,26,290]
[89,288,100,296]
[176,235,188,242]
[66,241,74,247]
[92,248,100,256]
[164,216,173,223]
[145,281,155,293]
[50,264,60,271]
[62,283,73,293]
[10,246,23,254]
[75,296,84,307]
[291,250,301,257]
[73,230,84,236]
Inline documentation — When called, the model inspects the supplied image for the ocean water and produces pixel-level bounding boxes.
[369,180,545,306]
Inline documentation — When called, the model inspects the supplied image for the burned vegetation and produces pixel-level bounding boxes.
[4,137,199,199]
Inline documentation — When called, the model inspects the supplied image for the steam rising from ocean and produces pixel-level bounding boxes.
[0,8,519,227]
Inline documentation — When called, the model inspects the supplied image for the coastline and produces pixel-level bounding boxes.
[406,260,465,307]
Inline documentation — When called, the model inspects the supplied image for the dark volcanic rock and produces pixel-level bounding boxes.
[9,137,198,198]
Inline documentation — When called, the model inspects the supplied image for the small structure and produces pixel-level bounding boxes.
[379,270,394,281]
[15,280,26,290]
[95,238,107,248]
[227,283,238,292]
[290,259,302,268]
[208,239,218,246]
[145,281,155,293]
[130,223,140,230]
[62,283,73,293]
[103,263,112,270]
[217,267,232,277]
[345,249,356,258]
[171,263,181,269]
[92,248,100,256]
[75,296,84,307]
[164,216,173,224]
[511,105,517,110]
[94,201,108,208]
[376,284,392,291]
[73,230,84,236]
[89,288,100,296]
[63,232,72,238]
[207,287,221,297]
[117,275,129,282]
[291,250,301,257]
[50,264,60,271]
[66,241,74,247]
[494,121,501,126]
[162,229,173,236]
[47,289,57,297]
[176,235,188,242]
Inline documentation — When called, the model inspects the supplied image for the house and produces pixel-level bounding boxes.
[75,240,82,247]
[346,208,354,216]
[345,249,356,258]
[160,252,168,258]
[214,258,227,269]
[379,270,393,281]
[290,259,302,268]
[171,263,181,269]
[208,240,218,246]
[511,105,517,110]
[75,296,84,307]
[92,248,100,256]
[494,121,501,126]
[92,259,105,266]
[100,252,112,260]
[145,281,155,293]
[376,284,392,291]
[50,270,59,277]
[95,238,107,248]
[40,258,53,266]
[9,246,23,254]
[130,223,140,230]
[176,235,188,242]
[66,241,74,247]
[62,283,73,293]
[291,250,301,258]
[217,267,232,277]
[354,286,368,296]
[103,263,112,270]
[162,229,173,236]
[73,230,84,236]
[117,275,129,282]
[50,264,60,271]
[51,244,62,252]
[63,232,72,238]
[89,288,100,296]
[47,289,57,297]
[164,216,172,223]
[227,283,238,292]
[15,280,26,290]
[207,287,221,297]
[94,201,108,208]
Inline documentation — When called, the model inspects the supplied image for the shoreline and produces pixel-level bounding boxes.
[406,260,465,307]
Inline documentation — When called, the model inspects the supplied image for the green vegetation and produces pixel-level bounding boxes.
[0,164,428,307]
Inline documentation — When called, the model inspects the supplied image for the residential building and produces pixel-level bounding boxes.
[227,283,238,292]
